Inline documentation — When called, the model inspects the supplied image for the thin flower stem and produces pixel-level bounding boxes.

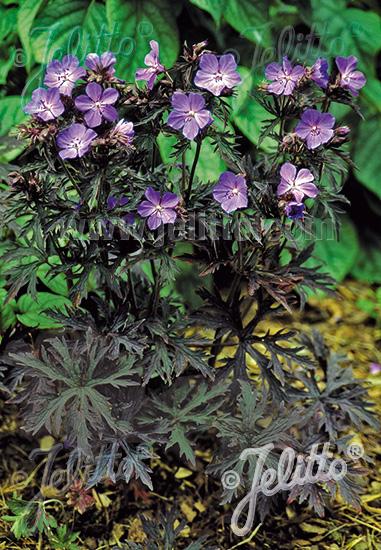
[164,70,173,83]
[58,156,82,196]
[243,287,264,337]
[128,268,137,313]
[185,139,202,205]
[150,259,157,283]
[317,97,332,181]
[279,96,286,140]
[150,259,161,315]
[321,97,331,113]
[209,271,242,367]
[278,217,292,257]
[181,151,187,193]
[151,137,157,171]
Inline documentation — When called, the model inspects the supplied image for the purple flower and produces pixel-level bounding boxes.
[57,123,97,159]
[213,171,248,213]
[44,55,85,96]
[335,56,366,96]
[295,109,335,150]
[137,187,179,230]
[285,201,305,220]
[277,162,318,202]
[75,83,119,128]
[135,41,164,90]
[109,119,134,146]
[85,52,116,77]
[311,58,329,88]
[167,92,212,140]
[194,53,241,96]
[24,88,64,121]
[107,196,129,210]
[370,362,381,375]
[265,56,304,95]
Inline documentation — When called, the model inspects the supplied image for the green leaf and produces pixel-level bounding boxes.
[166,425,195,463]
[230,67,276,152]
[0,97,27,162]
[351,246,381,284]
[80,1,109,54]
[0,47,17,85]
[353,117,381,199]
[301,217,359,282]
[0,288,17,331]
[224,0,272,48]
[106,0,179,83]
[362,78,381,114]
[311,1,381,61]
[17,0,45,71]
[0,5,17,42]
[16,292,71,329]
[0,96,26,136]
[37,262,69,296]
[157,133,226,183]
[2,499,36,539]
[31,0,89,64]
[189,0,224,25]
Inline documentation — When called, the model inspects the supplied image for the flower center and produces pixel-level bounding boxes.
[310,125,320,135]
[155,204,163,212]
[72,138,82,151]
[215,72,223,82]
[40,100,54,115]
[58,70,71,82]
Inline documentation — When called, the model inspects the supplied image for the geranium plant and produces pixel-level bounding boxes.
[0,41,377,528]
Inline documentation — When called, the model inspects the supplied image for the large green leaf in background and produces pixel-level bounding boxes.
[230,67,276,153]
[189,0,224,26]
[301,217,360,282]
[0,97,27,135]
[31,0,88,63]
[106,0,180,82]
[354,117,381,200]
[17,292,71,329]
[30,0,111,64]
[0,97,27,162]
[224,0,272,48]
[157,133,226,184]
[190,0,272,47]
[0,3,18,84]
[311,0,381,62]
[352,246,381,284]
[17,0,45,71]
[283,217,360,285]
[80,1,109,53]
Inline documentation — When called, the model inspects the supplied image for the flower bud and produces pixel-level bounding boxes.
[335,125,350,136]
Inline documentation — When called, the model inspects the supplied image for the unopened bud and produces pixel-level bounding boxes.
[335,125,350,136]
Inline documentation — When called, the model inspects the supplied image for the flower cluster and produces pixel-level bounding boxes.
[265,55,366,97]
[22,44,365,231]
[23,44,243,230]
[262,55,366,220]
[24,53,134,160]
